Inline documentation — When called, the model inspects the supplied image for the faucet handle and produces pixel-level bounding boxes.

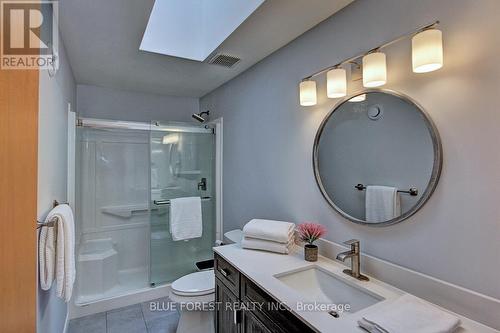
[343,239,360,251]
[343,239,359,246]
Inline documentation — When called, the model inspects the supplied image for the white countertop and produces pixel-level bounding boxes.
[214,244,498,333]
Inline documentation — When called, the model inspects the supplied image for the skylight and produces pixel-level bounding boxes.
[140,0,264,62]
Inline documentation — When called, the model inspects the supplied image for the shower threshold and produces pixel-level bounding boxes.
[70,276,171,319]
[75,267,149,306]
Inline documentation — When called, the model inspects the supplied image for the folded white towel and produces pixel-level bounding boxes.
[52,204,76,302]
[242,219,295,243]
[241,236,293,254]
[365,186,401,223]
[358,294,461,333]
[169,197,202,241]
[39,219,56,291]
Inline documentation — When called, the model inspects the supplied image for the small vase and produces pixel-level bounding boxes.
[304,244,318,262]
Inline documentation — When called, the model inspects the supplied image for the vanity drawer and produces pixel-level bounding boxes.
[241,275,316,333]
[215,253,240,297]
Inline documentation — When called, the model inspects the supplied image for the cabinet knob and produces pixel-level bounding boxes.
[219,268,230,277]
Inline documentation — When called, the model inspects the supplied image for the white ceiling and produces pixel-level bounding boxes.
[60,0,354,97]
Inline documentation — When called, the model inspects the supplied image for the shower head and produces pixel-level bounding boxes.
[192,111,210,123]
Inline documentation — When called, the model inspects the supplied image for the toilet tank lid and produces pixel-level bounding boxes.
[224,229,242,244]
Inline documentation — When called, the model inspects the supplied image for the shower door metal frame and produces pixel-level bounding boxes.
[78,117,214,134]
[77,116,224,283]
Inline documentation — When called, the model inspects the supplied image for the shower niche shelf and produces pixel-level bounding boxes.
[101,204,149,218]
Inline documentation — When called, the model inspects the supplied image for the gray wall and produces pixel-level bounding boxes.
[37,37,76,332]
[201,0,500,300]
[77,84,199,122]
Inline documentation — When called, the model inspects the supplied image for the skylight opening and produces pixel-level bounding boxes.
[140,0,264,62]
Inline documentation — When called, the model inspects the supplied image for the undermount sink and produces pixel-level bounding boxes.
[275,266,384,314]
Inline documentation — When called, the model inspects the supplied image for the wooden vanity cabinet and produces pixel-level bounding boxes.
[216,277,241,333]
[215,253,316,333]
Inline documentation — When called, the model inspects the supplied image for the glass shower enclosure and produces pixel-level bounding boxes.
[74,119,215,304]
[149,121,215,286]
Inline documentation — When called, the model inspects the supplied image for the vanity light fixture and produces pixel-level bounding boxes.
[327,67,347,98]
[298,21,441,106]
[362,51,387,88]
[299,80,317,106]
[348,94,366,103]
[412,28,443,73]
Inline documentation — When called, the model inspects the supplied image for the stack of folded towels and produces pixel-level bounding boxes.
[241,219,295,254]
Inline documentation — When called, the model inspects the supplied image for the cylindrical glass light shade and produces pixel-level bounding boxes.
[348,94,366,103]
[412,29,443,73]
[327,68,347,98]
[362,52,387,87]
[299,80,317,106]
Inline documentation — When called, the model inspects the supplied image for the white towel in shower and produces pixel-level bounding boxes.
[169,197,202,241]
[53,204,76,302]
[365,186,401,223]
[39,219,56,291]
[358,294,460,333]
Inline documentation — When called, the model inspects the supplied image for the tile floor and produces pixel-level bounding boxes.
[68,297,179,333]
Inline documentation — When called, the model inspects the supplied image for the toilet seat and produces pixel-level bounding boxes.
[171,270,215,296]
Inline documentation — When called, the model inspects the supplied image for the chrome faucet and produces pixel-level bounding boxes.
[336,239,369,281]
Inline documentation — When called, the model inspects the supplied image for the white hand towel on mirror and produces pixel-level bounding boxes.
[241,236,293,254]
[358,294,460,333]
[169,197,202,241]
[52,204,76,302]
[242,219,295,243]
[365,186,401,223]
[39,220,56,290]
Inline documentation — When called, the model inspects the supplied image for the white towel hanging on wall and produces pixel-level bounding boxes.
[53,204,76,302]
[39,219,56,290]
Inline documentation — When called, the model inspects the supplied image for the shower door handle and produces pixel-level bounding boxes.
[197,178,207,191]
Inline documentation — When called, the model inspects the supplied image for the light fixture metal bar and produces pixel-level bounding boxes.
[302,20,439,81]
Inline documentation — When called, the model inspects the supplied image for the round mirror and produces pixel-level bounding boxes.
[313,90,442,226]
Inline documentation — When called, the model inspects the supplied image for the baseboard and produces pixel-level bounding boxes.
[316,237,500,330]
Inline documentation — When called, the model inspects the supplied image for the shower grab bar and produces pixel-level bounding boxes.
[153,197,212,206]
[355,184,418,196]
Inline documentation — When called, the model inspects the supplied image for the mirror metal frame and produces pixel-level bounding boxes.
[313,89,443,226]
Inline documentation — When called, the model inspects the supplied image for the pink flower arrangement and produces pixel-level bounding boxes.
[297,222,327,245]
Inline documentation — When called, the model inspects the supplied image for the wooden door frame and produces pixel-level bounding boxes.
[0,67,39,332]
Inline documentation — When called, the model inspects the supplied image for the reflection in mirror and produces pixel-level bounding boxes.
[314,90,442,226]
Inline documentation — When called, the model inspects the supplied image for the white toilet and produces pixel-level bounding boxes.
[170,270,215,333]
[170,229,242,333]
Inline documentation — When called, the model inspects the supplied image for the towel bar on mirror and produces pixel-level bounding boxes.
[153,196,211,206]
[355,184,418,196]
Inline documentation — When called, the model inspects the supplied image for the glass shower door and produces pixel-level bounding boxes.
[149,122,215,286]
